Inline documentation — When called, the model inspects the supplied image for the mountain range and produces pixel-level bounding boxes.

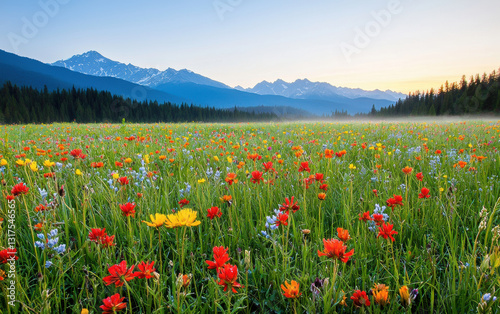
[0,49,405,115]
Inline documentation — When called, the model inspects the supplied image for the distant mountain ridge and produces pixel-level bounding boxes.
[52,51,230,89]
[236,79,406,101]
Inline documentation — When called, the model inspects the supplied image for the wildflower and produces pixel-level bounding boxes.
[372,283,390,306]
[348,164,356,170]
[198,178,206,183]
[100,293,127,314]
[220,195,232,204]
[11,183,29,196]
[386,195,403,209]
[119,203,136,217]
[0,249,18,264]
[359,211,372,222]
[133,261,156,279]
[319,184,328,191]
[372,213,385,226]
[250,171,263,184]
[416,172,424,181]
[207,206,222,220]
[298,161,310,172]
[70,149,83,158]
[262,161,274,172]
[318,192,326,200]
[402,166,413,174]
[75,169,83,176]
[317,238,354,263]
[173,208,201,227]
[418,187,430,199]
[351,290,370,307]
[102,261,136,287]
[337,228,350,242]
[142,213,167,228]
[217,264,243,293]
[178,198,190,208]
[118,176,129,185]
[225,173,238,185]
[399,286,418,306]
[373,189,378,197]
[377,222,398,242]
[29,161,39,172]
[280,196,300,213]
[276,211,289,227]
[281,280,302,299]
[206,246,230,271]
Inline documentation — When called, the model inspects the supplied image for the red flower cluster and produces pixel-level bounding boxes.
[103,260,156,287]
[386,195,403,209]
[178,198,189,208]
[298,161,310,172]
[205,246,230,271]
[100,293,127,314]
[0,249,19,264]
[416,172,424,181]
[207,206,222,220]
[377,222,398,242]
[351,290,370,307]
[205,246,243,293]
[11,183,29,197]
[250,171,263,184]
[279,196,300,213]
[118,176,129,185]
[88,228,116,248]
[119,203,136,217]
[418,187,430,199]
[317,238,354,263]
[70,149,86,159]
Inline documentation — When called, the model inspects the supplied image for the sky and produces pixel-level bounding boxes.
[1,0,499,94]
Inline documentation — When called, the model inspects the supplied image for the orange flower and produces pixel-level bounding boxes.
[402,166,413,175]
[317,239,354,263]
[337,228,350,242]
[317,193,326,200]
[281,280,301,299]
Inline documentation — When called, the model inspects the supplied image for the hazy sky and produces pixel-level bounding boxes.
[1,0,499,93]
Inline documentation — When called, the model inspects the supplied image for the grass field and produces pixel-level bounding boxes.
[0,121,499,313]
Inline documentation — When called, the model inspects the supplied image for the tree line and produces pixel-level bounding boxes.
[0,82,277,124]
[363,68,500,117]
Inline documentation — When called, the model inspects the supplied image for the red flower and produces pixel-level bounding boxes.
[386,195,403,209]
[70,149,82,158]
[100,293,127,314]
[207,206,222,220]
[103,261,136,287]
[115,161,123,167]
[280,196,300,213]
[372,189,378,197]
[6,195,15,201]
[225,173,237,185]
[351,290,370,307]
[337,227,350,242]
[119,203,136,217]
[89,228,107,243]
[319,184,328,191]
[358,211,372,222]
[298,161,310,172]
[314,173,324,182]
[435,150,442,154]
[317,239,354,263]
[377,222,398,242]
[276,211,289,227]
[118,177,129,185]
[91,162,104,168]
[178,198,189,208]
[206,246,230,271]
[250,171,263,184]
[418,187,430,199]
[101,235,116,248]
[0,249,18,264]
[416,172,424,181]
[217,264,243,293]
[262,161,274,172]
[372,214,385,226]
[11,183,29,196]
[133,261,156,279]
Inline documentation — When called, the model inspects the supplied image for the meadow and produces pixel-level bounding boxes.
[0,120,499,313]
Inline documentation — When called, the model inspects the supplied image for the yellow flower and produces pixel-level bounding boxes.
[112,173,119,180]
[16,159,26,166]
[75,169,82,176]
[43,160,55,167]
[175,208,201,227]
[198,178,206,184]
[143,155,150,164]
[349,164,356,170]
[124,158,133,163]
[213,156,219,162]
[81,309,89,314]
[30,162,39,172]
[0,159,7,166]
[227,157,233,163]
[165,213,181,229]
[439,187,444,192]
[142,213,167,228]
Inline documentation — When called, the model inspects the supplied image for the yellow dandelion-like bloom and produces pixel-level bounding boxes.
[142,213,167,228]
[176,208,201,227]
